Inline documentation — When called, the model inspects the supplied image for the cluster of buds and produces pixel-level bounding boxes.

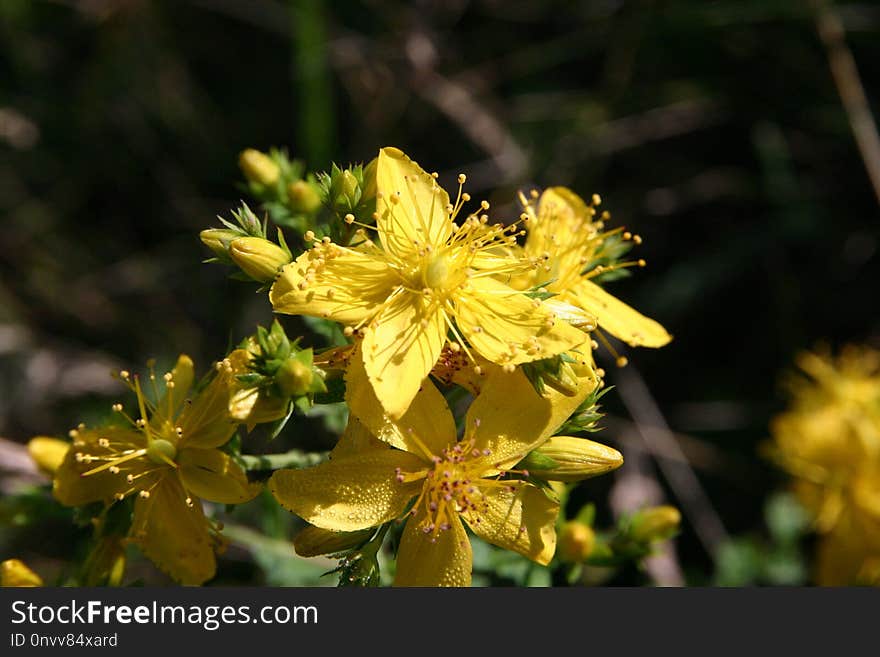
[556,503,682,571]
[200,204,293,285]
[229,320,328,427]
[239,148,324,230]
[317,160,377,220]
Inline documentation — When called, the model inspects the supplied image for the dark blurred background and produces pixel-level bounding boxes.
[1,0,879,585]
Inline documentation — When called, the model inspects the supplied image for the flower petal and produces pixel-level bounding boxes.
[464,361,597,471]
[131,477,216,585]
[376,147,453,256]
[270,248,397,326]
[53,428,148,506]
[151,355,195,427]
[179,448,261,504]
[455,276,586,365]
[268,450,425,532]
[463,482,558,566]
[176,364,238,449]
[573,279,671,347]
[329,415,388,459]
[347,344,455,458]
[394,510,472,587]
[362,293,446,421]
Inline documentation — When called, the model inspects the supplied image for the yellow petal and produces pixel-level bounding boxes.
[152,355,195,426]
[464,362,597,472]
[455,276,586,365]
[268,450,425,532]
[1,559,43,587]
[53,428,149,506]
[463,483,558,565]
[176,365,238,449]
[347,345,455,458]
[27,436,70,475]
[574,279,671,347]
[270,248,396,326]
[376,147,453,256]
[293,526,375,558]
[179,448,261,504]
[393,510,472,587]
[362,293,446,420]
[329,415,388,459]
[131,477,216,585]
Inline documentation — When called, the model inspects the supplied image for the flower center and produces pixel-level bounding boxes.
[423,252,450,290]
[146,438,177,465]
[408,438,493,539]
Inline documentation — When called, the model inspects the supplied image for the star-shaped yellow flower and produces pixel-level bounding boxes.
[270,147,587,419]
[515,187,671,350]
[269,345,598,586]
[53,355,259,585]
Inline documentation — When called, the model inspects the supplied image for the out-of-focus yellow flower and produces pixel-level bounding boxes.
[239,148,280,186]
[513,187,671,350]
[27,436,70,475]
[286,180,322,214]
[628,505,682,543]
[53,356,260,585]
[557,521,596,563]
[270,147,587,419]
[1,559,43,587]
[270,345,599,586]
[769,346,880,586]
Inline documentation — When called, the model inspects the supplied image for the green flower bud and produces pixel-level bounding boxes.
[275,358,314,397]
[558,521,596,563]
[629,505,682,543]
[228,237,291,283]
[239,148,280,186]
[200,228,241,260]
[287,180,322,214]
[523,436,623,482]
[294,526,374,558]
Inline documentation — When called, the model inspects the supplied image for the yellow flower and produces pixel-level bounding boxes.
[53,355,260,585]
[514,187,671,350]
[769,346,880,585]
[1,559,43,587]
[270,147,587,419]
[269,345,598,586]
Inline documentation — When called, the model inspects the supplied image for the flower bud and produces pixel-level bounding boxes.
[199,228,240,260]
[239,148,280,186]
[524,436,623,482]
[1,559,43,587]
[629,505,681,543]
[275,358,314,398]
[287,180,322,214]
[228,237,291,283]
[27,436,69,475]
[557,521,596,563]
[294,526,374,558]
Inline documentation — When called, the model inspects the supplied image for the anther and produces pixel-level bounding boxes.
[457,174,467,185]
[344,213,355,224]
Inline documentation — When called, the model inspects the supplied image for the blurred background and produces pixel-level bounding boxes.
[1,0,879,585]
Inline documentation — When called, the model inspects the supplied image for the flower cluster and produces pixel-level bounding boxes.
[769,346,880,586]
[23,146,674,587]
